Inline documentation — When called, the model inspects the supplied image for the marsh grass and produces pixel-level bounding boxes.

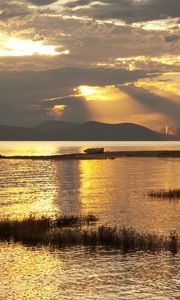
[0,216,51,245]
[0,214,97,245]
[56,214,98,227]
[149,189,180,199]
[0,216,179,253]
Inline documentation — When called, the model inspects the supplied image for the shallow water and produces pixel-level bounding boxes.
[0,142,180,299]
[0,243,179,300]
[0,142,180,233]
[1,141,180,156]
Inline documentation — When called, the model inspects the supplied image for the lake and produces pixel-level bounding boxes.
[0,141,180,299]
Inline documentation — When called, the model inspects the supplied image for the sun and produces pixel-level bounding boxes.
[79,86,96,97]
[78,85,111,101]
[0,34,69,57]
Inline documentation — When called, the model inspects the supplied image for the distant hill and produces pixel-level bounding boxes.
[0,121,178,141]
[35,120,79,132]
[0,124,45,141]
[177,128,180,138]
[50,121,177,141]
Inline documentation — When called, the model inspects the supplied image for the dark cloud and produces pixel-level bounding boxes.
[0,67,149,94]
[121,84,180,127]
[165,34,180,43]
[65,0,92,7]
[0,1,29,20]
[1,3,179,71]
[0,0,179,129]
[0,67,150,126]
[0,101,14,115]
[45,96,91,123]
[26,0,58,6]
[46,84,180,127]
[64,0,180,23]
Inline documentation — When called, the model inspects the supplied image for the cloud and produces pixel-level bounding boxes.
[0,67,149,93]
[45,96,92,122]
[0,2,179,71]
[165,34,180,43]
[0,67,150,126]
[120,84,180,127]
[0,0,179,129]
[0,1,29,20]
[45,83,180,129]
[64,0,180,23]
[26,0,58,6]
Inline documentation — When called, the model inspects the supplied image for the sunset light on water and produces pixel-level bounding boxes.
[0,0,179,299]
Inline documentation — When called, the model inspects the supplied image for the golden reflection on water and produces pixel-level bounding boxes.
[53,160,82,215]
[0,243,179,300]
[79,159,117,217]
[0,143,180,232]
[0,244,62,300]
[1,141,180,156]
[0,142,180,300]
[0,142,60,156]
[0,159,59,219]
[79,158,180,232]
[0,156,180,232]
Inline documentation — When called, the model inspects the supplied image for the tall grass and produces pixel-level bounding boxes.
[0,215,179,253]
[149,189,180,199]
[56,214,98,227]
[0,216,51,245]
[0,214,97,245]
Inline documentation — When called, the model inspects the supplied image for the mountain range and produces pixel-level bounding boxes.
[0,121,179,141]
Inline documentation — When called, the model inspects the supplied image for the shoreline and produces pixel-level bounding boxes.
[1,150,180,160]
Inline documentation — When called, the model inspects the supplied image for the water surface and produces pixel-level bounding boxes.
[0,142,179,233]
[0,142,180,300]
[0,244,179,300]
[1,141,180,156]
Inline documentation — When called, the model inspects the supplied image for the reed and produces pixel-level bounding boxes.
[149,189,180,199]
[0,214,97,243]
[0,216,179,253]
[56,214,98,227]
[0,216,51,245]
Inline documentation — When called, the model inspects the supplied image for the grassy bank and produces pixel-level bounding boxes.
[149,189,180,199]
[0,215,179,253]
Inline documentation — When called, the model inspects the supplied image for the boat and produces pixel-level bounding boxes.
[84,148,104,154]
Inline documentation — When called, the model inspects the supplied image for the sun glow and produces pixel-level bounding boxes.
[0,35,69,57]
[132,18,180,31]
[136,73,180,96]
[78,85,116,101]
[48,105,66,119]
[115,55,180,71]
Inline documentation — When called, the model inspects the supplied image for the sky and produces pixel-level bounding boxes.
[0,0,180,134]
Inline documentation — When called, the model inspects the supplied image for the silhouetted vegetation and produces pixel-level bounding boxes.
[0,216,51,245]
[56,214,98,227]
[0,215,179,253]
[149,189,180,199]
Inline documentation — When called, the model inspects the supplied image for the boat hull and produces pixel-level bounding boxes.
[84,148,104,154]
